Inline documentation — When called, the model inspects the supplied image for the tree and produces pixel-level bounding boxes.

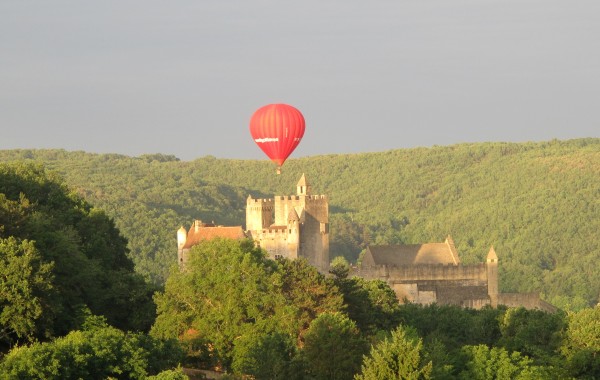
[147,368,189,380]
[458,345,551,380]
[335,276,401,336]
[301,312,368,380]
[355,325,432,380]
[0,237,53,346]
[231,330,296,379]
[561,306,600,379]
[0,321,184,379]
[0,162,156,343]
[329,255,350,279]
[275,257,345,342]
[498,307,565,364]
[151,238,279,369]
[152,239,345,371]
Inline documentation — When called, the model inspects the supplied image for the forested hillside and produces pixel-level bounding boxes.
[1,138,598,310]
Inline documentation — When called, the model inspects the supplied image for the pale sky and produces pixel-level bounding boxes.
[1,0,598,161]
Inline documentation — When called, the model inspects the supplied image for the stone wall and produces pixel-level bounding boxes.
[498,293,558,313]
[354,263,488,282]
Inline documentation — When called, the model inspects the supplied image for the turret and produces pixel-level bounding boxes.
[177,226,187,267]
[288,208,300,225]
[177,226,187,249]
[297,174,311,196]
[486,246,499,307]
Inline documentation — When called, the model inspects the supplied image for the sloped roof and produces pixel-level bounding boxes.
[366,241,460,266]
[183,225,247,249]
[487,246,498,261]
[288,208,300,221]
[297,173,309,187]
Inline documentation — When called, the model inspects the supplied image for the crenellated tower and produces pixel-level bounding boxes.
[246,174,329,272]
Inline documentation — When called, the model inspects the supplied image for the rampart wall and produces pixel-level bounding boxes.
[354,263,488,282]
[498,293,557,313]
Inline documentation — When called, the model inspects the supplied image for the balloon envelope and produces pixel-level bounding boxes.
[249,104,305,167]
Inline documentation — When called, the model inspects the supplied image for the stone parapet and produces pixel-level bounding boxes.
[353,263,487,282]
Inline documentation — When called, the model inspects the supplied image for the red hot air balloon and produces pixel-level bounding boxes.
[249,104,305,174]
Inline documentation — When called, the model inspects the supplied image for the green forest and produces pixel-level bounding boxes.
[1,138,598,310]
[0,144,599,378]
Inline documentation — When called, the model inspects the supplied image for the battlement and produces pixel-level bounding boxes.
[245,174,329,273]
[248,197,274,204]
[275,194,327,201]
[278,195,300,201]
[354,263,488,282]
[260,226,290,235]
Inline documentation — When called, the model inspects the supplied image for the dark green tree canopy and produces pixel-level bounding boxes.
[0,320,184,379]
[151,238,344,371]
[356,325,432,380]
[301,312,368,380]
[0,163,155,348]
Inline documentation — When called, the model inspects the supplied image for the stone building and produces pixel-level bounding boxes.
[177,220,247,268]
[175,176,554,312]
[246,174,329,273]
[355,236,556,312]
[177,174,329,273]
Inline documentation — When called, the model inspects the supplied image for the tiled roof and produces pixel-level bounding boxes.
[367,241,460,266]
[183,225,247,249]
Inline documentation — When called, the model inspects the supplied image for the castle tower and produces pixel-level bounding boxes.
[245,174,330,273]
[486,246,499,307]
[297,173,311,196]
[177,226,187,267]
[246,195,274,231]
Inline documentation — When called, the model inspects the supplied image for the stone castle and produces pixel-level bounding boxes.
[177,174,329,273]
[177,175,554,311]
[355,237,556,312]
[246,174,329,272]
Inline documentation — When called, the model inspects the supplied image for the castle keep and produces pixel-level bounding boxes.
[177,174,329,273]
[246,174,329,273]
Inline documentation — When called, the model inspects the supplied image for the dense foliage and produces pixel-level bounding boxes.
[1,197,599,379]
[0,163,156,350]
[0,139,597,310]
[151,238,344,373]
[0,316,184,379]
[149,238,599,379]
[355,325,432,380]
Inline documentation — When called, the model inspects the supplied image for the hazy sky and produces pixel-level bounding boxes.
[1,0,598,161]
